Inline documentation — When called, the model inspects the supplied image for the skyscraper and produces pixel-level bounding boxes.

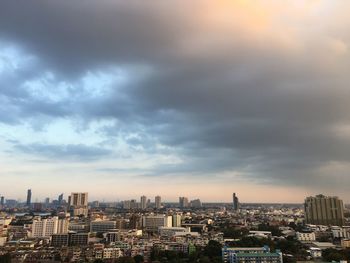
[140,195,147,210]
[304,194,345,226]
[26,189,32,206]
[0,196,4,206]
[233,193,239,211]
[155,196,161,209]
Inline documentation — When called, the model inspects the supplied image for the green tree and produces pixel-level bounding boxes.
[0,254,11,263]
[134,255,144,263]
[117,256,136,263]
[203,240,222,259]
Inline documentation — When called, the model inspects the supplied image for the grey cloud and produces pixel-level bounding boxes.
[1,1,350,191]
[13,143,112,161]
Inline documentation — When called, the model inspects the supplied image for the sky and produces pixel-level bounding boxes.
[0,0,350,203]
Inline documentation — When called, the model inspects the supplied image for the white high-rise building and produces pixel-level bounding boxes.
[155,196,162,209]
[31,217,59,238]
[140,195,147,210]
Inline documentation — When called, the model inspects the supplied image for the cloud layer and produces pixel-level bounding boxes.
[0,0,350,201]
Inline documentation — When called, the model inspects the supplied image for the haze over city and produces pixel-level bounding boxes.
[1,1,350,202]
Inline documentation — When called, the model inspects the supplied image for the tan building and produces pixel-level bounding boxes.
[155,196,162,209]
[341,239,350,248]
[304,194,344,226]
[69,192,88,207]
[68,192,89,217]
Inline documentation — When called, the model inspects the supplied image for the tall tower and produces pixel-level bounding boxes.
[26,189,32,206]
[140,195,147,210]
[233,193,239,211]
[155,196,162,209]
[304,194,344,226]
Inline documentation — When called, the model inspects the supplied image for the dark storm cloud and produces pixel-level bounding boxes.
[1,0,350,190]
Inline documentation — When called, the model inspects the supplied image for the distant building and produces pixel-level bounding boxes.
[341,239,350,248]
[69,192,88,217]
[57,218,69,234]
[51,234,69,247]
[155,196,162,209]
[33,203,42,211]
[232,193,239,211]
[159,227,188,237]
[172,214,182,227]
[69,192,88,207]
[190,199,202,208]
[69,232,89,246]
[58,193,63,205]
[26,189,32,206]
[105,230,121,243]
[31,217,59,238]
[91,220,117,233]
[304,194,344,226]
[296,231,316,242]
[51,232,88,247]
[140,195,147,210]
[5,199,17,207]
[123,199,138,210]
[142,215,172,232]
[222,246,282,263]
[0,196,4,206]
[179,197,189,208]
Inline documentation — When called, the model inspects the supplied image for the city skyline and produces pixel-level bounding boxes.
[1,1,350,202]
[0,189,348,204]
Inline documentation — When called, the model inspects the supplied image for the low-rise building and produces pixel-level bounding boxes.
[222,246,283,263]
[296,231,316,242]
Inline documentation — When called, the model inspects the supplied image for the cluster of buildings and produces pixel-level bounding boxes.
[0,191,348,263]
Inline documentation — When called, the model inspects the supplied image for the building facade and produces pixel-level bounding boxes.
[304,194,344,226]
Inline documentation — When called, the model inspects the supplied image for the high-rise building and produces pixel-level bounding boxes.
[304,194,345,226]
[68,192,89,217]
[122,200,131,210]
[58,193,63,205]
[26,189,32,206]
[179,197,189,208]
[155,196,162,209]
[172,214,182,227]
[0,196,4,206]
[31,216,59,238]
[140,195,147,210]
[57,218,69,234]
[233,193,239,211]
[69,192,88,207]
